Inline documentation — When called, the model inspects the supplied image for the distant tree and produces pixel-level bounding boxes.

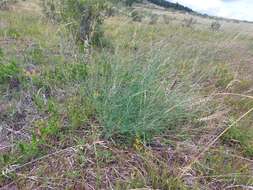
[147,0,193,13]
[125,0,143,6]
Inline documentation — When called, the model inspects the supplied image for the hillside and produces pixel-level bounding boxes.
[146,0,194,13]
[0,0,253,189]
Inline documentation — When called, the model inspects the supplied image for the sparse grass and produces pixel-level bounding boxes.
[115,158,188,189]
[195,148,253,189]
[222,117,253,157]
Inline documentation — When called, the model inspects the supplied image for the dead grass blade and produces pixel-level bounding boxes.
[179,106,253,177]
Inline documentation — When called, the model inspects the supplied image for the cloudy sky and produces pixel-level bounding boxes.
[169,0,253,21]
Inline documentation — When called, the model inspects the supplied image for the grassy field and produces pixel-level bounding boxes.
[0,0,253,189]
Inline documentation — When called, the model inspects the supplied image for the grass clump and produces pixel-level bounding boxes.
[88,51,195,144]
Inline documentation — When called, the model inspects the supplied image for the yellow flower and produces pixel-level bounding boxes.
[133,136,144,151]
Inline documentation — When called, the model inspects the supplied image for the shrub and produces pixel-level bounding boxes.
[149,14,159,25]
[182,17,196,27]
[163,15,170,24]
[0,0,18,10]
[211,21,221,31]
[41,0,108,46]
[131,10,143,22]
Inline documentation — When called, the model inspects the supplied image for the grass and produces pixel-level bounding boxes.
[0,0,253,189]
[88,50,197,144]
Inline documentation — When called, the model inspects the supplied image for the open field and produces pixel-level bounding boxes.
[0,0,253,189]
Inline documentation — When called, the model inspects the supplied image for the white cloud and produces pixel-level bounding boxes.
[169,0,253,21]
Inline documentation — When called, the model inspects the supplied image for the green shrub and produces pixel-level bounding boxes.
[42,0,108,47]
[131,10,143,22]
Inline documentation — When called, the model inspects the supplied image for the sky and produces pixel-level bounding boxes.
[169,0,253,21]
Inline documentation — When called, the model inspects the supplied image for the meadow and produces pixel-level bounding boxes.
[0,0,253,189]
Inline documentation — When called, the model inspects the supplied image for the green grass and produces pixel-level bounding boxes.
[0,60,20,83]
[87,50,197,144]
[222,118,253,157]
[1,1,253,189]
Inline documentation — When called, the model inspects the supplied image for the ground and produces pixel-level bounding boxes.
[0,0,253,189]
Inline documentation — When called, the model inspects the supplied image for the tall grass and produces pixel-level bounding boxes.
[87,48,197,144]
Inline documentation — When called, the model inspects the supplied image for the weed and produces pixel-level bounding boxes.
[0,61,20,84]
[214,63,234,89]
[222,118,253,157]
[6,28,20,39]
[0,48,4,60]
[24,45,46,65]
[66,95,94,129]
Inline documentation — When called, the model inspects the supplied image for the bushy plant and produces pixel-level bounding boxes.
[211,21,221,31]
[0,0,18,10]
[163,15,170,24]
[41,0,108,46]
[149,14,159,25]
[131,10,143,22]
